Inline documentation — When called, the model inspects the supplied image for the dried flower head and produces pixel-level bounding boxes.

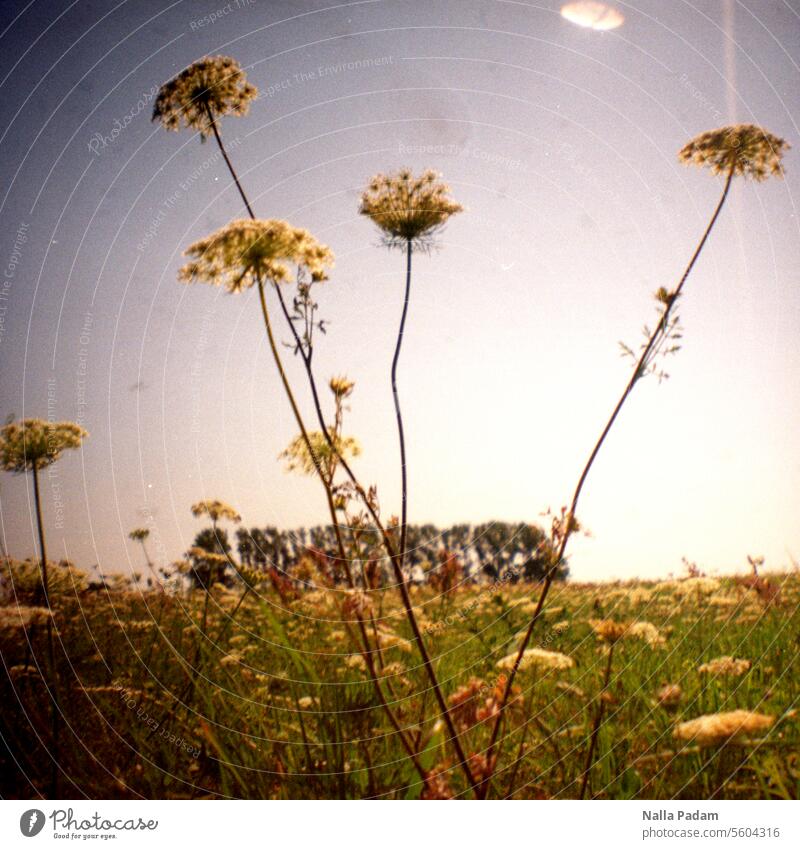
[280,431,360,481]
[497,647,574,672]
[152,55,257,137]
[359,169,462,247]
[180,219,334,291]
[128,528,150,542]
[329,375,355,399]
[656,683,683,710]
[678,124,789,181]
[341,590,374,621]
[628,621,666,648]
[447,678,485,732]
[698,656,751,677]
[673,709,774,747]
[589,619,629,644]
[0,604,52,632]
[0,418,87,473]
[190,500,241,523]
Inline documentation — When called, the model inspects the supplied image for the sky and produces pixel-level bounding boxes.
[0,0,798,582]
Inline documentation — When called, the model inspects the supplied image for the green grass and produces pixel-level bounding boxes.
[1,567,798,799]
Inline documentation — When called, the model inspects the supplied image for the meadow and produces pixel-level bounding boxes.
[0,55,794,801]
[1,556,797,799]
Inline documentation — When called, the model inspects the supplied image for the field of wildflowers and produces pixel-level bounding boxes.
[1,554,798,799]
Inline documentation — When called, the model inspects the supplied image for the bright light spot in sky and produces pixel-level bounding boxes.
[561,1,625,31]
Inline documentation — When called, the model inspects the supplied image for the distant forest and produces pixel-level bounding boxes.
[198,521,569,584]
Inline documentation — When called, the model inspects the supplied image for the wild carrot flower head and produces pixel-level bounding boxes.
[0,418,87,473]
[128,528,150,542]
[190,500,241,523]
[497,647,574,672]
[179,219,334,291]
[589,619,629,644]
[673,709,774,747]
[280,431,360,479]
[359,169,462,247]
[152,55,257,137]
[656,683,683,710]
[698,656,751,676]
[678,124,789,180]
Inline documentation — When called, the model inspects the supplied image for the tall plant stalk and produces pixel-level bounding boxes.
[479,159,738,798]
[391,240,413,570]
[204,132,476,790]
[32,461,59,797]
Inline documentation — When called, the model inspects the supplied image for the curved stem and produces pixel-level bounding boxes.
[207,128,475,792]
[478,163,736,798]
[391,240,413,571]
[207,106,255,219]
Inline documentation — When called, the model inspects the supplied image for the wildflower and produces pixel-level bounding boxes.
[359,169,462,248]
[698,656,751,677]
[656,683,683,710]
[128,528,149,541]
[328,376,355,398]
[341,590,374,621]
[0,419,87,472]
[152,55,257,137]
[297,696,318,710]
[628,621,666,648]
[190,500,241,523]
[589,619,629,644]
[678,124,789,181]
[422,763,454,800]
[280,430,360,482]
[673,710,774,747]
[447,678,485,731]
[497,647,574,672]
[0,604,52,631]
[377,628,413,653]
[344,654,367,670]
[180,219,334,291]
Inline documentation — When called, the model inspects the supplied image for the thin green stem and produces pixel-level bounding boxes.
[579,642,615,799]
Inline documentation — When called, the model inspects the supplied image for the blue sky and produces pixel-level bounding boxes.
[0,0,798,581]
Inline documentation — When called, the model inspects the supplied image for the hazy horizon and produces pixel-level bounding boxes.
[1,0,798,582]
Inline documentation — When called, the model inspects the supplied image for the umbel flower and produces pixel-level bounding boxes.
[190,500,241,524]
[698,656,751,677]
[674,710,774,747]
[128,528,149,542]
[496,647,574,672]
[0,419,87,472]
[152,55,257,138]
[359,168,463,248]
[180,219,334,291]
[678,124,789,180]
